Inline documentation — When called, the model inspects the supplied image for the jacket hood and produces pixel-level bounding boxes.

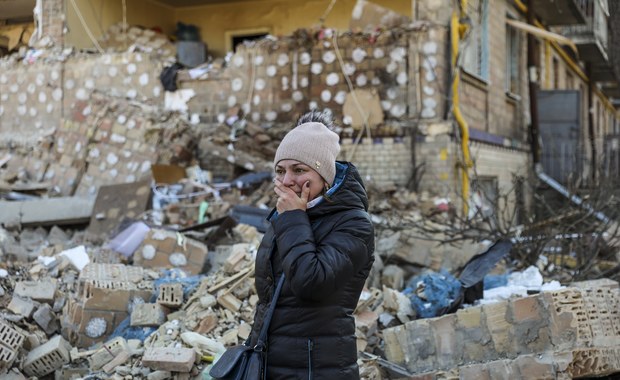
[306,161,368,218]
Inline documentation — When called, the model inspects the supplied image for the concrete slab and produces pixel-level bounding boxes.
[0,197,95,226]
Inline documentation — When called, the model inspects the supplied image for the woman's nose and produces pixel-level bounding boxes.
[282,172,294,186]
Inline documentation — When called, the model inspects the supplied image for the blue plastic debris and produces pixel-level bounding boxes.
[152,269,203,302]
[403,269,462,318]
[109,317,157,342]
[483,273,509,290]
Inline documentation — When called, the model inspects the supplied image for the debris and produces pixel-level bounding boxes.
[0,197,95,226]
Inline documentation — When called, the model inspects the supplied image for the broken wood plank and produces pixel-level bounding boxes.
[207,266,254,293]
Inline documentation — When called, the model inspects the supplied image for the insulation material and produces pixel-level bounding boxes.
[309,33,410,128]
[0,61,63,147]
[228,41,310,124]
[70,96,156,197]
[342,88,384,129]
[63,53,164,108]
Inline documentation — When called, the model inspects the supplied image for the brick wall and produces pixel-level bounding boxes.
[340,136,413,186]
[415,130,531,213]
[416,132,458,197]
[383,280,620,378]
[41,0,65,47]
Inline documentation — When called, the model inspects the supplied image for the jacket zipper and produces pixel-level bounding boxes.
[307,338,313,380]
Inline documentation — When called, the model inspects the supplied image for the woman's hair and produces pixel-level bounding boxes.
[296,110,334,129]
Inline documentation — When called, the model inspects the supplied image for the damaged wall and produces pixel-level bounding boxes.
[65,0,175,50]
[170,0,411,58]
[383,279,620,378]
[65,0,411,57]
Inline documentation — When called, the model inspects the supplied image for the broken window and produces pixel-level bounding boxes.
[225,27,270,52]
[505,17,521,95]
[462,0,489,81]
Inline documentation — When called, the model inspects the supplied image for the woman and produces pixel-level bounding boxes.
[249,110,375,379]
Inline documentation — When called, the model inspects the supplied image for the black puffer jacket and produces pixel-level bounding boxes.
[249,162,375,380]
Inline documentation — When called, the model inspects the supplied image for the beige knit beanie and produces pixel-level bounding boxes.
[274,122,341,185]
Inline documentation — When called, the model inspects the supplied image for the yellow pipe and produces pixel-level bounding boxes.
[544,40,551,89]
[451,2,473,215]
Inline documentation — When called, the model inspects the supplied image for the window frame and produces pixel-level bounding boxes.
[462,0,490,81]
[505,15,521,96]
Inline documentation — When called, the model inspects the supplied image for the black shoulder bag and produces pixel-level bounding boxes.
[209,274,284,380]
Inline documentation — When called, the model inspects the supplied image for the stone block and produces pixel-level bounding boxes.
[130,303,166,327]
[195,312,218,334]
[514,354,557,379]
[482,301,513,357]
[430,314,459,366]
[217,293,242,312]
[33,304,59,334]
[142,347,196,373]
[459,363,491,380]
[102,349,130,374]
[14,280,57,303]
[23,335,71,377]
[486,358,519,379]
[7,296,36,318]
[509,295,542,323]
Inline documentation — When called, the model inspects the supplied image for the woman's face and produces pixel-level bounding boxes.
[275,160,326,201]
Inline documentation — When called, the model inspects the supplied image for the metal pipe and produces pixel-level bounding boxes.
[535,164,610,223]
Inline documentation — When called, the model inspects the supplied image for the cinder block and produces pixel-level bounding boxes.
[33,304,59,334]
[7,296,36,318]
[2,368,28,380]
[23,335,71,377]
[568,347,620,378]
[157,283,183,308]
[0,319,25,352]
[88,337,128,370]
[142,347,196,373]
[0,345,18,369]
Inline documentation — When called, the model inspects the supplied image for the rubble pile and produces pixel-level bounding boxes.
[98,23,176,64]
[1,16,619,380]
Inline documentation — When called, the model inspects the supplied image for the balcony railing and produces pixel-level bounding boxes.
[532,0,589,26]
[561,0,609,61]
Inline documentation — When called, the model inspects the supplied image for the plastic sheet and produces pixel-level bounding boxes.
[403,269,462,318]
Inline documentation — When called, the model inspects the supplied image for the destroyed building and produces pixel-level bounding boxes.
[0,0,619,379]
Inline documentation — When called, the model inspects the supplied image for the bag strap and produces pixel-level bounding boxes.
[254,274,284,351]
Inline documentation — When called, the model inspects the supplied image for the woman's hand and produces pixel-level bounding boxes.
[274,179,310,213]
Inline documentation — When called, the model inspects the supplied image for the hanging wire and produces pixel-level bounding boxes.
[319,0,338,26]
[69,0,104,53]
